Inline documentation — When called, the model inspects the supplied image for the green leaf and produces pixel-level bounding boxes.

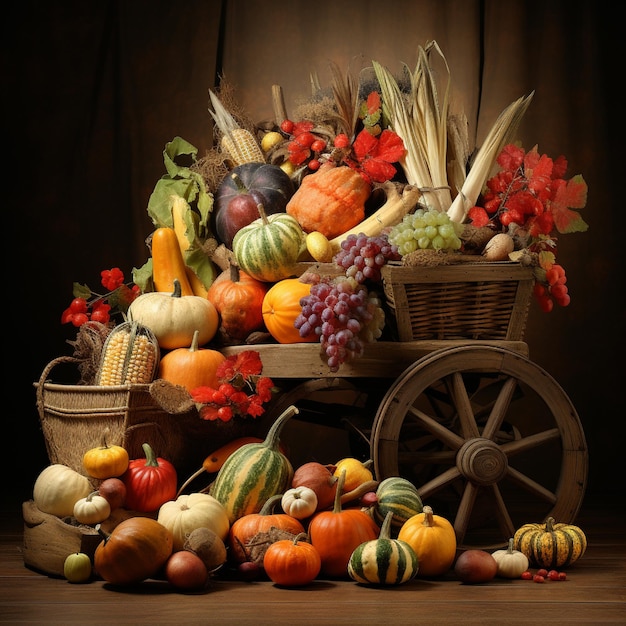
[163,136,198,179]
[72,282,92,299]
[146,137,214,234]
[132,259,154,294]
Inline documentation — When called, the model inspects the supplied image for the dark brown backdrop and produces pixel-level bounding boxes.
[7,0,623,511]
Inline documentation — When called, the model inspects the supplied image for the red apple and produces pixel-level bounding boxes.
[165,550,209,591]
[215,193,268,248]
[97,478,127,510]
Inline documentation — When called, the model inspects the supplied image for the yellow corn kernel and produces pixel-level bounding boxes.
[209,89,264,166]
[97,322,158,386]
[221,128,265,166]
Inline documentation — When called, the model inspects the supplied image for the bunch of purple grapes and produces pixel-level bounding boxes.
[333,233,401,284]
[295,275,385,372]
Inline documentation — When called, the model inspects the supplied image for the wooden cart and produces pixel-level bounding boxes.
[222,262,588,549]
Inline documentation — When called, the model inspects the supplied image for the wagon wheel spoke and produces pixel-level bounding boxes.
[506,466,557,504]
[490,483,516,539]
[448,372,481,439]
[406,405,465,450]
[453,481,478,542]
[481,376,518,440]
[416,466,462,499]
[501,428,561,457]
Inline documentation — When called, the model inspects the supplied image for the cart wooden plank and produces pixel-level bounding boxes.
[221,340,529,378]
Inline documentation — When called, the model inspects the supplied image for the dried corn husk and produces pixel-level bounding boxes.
[373,41,453,213]
[447,92,534,223]
[374,41,534,225]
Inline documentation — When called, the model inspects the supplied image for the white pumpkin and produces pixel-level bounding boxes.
[157,492,230,551]
[33,464,92,517]
[128,280,219,349]
[73,491,111,525]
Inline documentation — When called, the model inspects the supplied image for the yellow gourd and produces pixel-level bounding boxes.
[333,458,374,493]
[397,505,457,577]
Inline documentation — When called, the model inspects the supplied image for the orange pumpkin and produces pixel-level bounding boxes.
[262,278,317,344]
[207,264,269,340]
[157,329,226,392]
[308,470,379,578]
[285,164,371,238]
[228,494,305,565]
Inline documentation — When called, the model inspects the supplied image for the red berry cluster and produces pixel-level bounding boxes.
[61,267,140,327]
[280,119,333,172]
[533,263,570,312]
[189,351,276,422]
[521,568,568,583]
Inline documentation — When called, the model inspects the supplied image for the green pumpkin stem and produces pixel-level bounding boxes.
[141,442,159,467]
[259,493,284,515]
[545,517,555,531]
[379,511,394,540]
[263,404,298,451]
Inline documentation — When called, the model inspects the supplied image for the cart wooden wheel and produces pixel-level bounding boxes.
[371,344,587,549]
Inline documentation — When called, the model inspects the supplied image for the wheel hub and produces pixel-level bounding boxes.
[456,438,508,486]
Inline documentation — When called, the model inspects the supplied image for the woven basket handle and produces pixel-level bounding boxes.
[36,355,82,420]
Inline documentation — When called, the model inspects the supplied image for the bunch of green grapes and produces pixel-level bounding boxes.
[388,206,463,255]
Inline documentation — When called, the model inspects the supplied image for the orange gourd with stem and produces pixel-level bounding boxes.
[228,494,305,565]
[207,263,268,340]
[308,469,379,578]
[263,532,321,586]
[157,329,226,393]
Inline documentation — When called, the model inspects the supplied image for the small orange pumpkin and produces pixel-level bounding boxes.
[263,532,321,586]
[228,494,305,565]
[83,429,130,479]
[157,330,226,392]
[207,263,269,340]
[262,278,317,344]
[285,164,371,238]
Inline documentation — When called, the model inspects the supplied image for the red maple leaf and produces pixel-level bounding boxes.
[548,175,589,234]
[348,129,405,183]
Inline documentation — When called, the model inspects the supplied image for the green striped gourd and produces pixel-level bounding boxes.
[348,511,419,585]
[210,404,298,524]
[232,206,306,283]
[513,517,587,568]
[372,477,423,531]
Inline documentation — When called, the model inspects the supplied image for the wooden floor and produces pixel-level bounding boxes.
[1,495,624,625]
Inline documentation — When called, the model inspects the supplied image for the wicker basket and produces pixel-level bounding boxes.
[381,261,534,342]
[35,356,262,479]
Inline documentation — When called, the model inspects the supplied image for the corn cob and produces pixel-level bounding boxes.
[97,321,159,386]
[209,90,265,166]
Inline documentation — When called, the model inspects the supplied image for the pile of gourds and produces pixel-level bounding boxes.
[31,403,587,588]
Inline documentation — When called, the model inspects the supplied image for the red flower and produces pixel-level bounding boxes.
[192,351,275,423]
[101,267,125,291]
